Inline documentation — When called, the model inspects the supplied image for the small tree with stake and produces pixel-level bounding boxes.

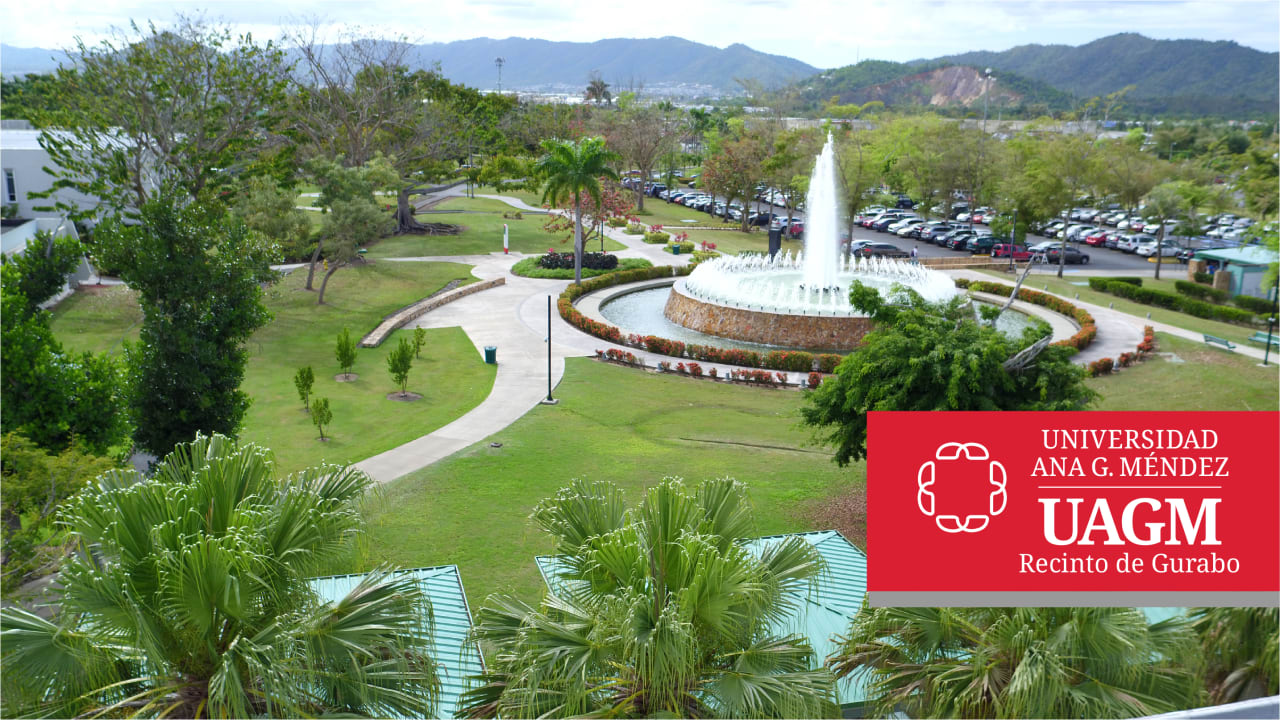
[294,366,315,411]
[310,397,332,440]
[387,337,414,399]
[413,327,426,358]
[335,328,357,380]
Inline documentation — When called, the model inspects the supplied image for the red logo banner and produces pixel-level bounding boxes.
[866,411,1279,606]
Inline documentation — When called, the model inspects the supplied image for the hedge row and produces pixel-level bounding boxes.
[558,268,846,371]
[1233,294,1275,314]
[1174,279,1227,303]
[1193,271,1214,284]
[1087,277,1259,325]
[956,279,1097,351]
[539,251,618,271]
[643,231,670,244]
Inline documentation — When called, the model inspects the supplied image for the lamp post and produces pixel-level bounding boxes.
[1265,273,1278,367]
[495,57,505,93]
[541,295,558,405]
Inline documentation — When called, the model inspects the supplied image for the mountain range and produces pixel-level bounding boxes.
[2,33,1275,116]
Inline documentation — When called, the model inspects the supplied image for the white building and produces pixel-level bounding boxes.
[1,121,102,220]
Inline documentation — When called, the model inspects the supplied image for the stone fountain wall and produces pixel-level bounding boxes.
[664,281,872,352]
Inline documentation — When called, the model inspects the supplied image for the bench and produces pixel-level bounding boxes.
[1202,334,1236,351]
[1248,331,1280,348]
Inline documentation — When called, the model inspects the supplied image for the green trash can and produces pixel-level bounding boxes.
[484,346,497,364]
[671,245,681,255]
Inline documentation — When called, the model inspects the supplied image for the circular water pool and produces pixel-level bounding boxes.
[598,286,1043,353]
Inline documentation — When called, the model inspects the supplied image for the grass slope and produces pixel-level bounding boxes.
[51,261,497,475]
[353,358,859,606]
[1091,333,1278,411]
[365,197,623,257]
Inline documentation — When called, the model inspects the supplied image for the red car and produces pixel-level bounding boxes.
[990,243,1033,260]
[1084,231,1109,246]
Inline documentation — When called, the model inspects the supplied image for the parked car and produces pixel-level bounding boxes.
[748,211,777,227]
[968,235,1003,254]
[852,242,910,259]
[946,231,978,250]
[1136,239,1181,257]
[1083,230,1110,246]
[894,219,927,237]
[1042,246,1091,264]
[991,243,1033,260]
[1118,233,1154,253]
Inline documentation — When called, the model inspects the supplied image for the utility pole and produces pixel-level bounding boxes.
[495,57,505,93]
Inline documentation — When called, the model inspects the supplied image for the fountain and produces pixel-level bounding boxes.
[661,133,960,351]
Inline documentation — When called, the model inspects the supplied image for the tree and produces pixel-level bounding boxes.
[0,433,118,591]
[289,36,484,235]
[0,268,130,454]
[603,103,679,211]
[1023,130,1102,278]
[294,366,315,411]
[412,327,426,358]
[232,176,314,262]
[832,607,1199,718]
[304,156,398,296]
[1,231,83,313]
[335,328,357,380]
[801,283,1095,466]
[536,137,621,285]
[1190,607,1279,704]
[834,122,884,241]
[92,191,277,458]
[34,19,290,220]
[458,477,839,718]
[1142,182,1185,280]
[310,397,333,440]
[0,433,439,718]
[584,71,612,106]
[540,178,634,252]
[701,123,770,232]
[387,336,414,398]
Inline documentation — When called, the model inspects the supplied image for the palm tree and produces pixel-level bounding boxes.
[1190,607,1279,704]
[831,606,1199,718]
[584,72,612,106]
[0,434,439,719]
[536,137,621,285]
[457,477,839,718]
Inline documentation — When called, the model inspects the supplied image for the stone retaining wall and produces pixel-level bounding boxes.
[359,278,505,348]
[920,257,1011,270]
[662,281,871,352]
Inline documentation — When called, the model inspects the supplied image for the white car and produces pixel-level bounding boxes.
[895,219,927,237]
[1136,241,1181,257]
[1117,235,1147,253]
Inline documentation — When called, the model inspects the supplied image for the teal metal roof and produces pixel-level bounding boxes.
[308,566,483,719]
[534,529,872,707]
[1194,246,1278,266]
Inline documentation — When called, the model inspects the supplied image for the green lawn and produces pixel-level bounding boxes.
[350,358,861,607]
[364,197,624,257]
[978,271,1264,346]
[1090,333,1279,411]
[51,262,498,476]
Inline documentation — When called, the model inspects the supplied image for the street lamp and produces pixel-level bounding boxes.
[495,57,505,93]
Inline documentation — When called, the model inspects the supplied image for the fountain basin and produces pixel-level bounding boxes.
[664,278,873,351]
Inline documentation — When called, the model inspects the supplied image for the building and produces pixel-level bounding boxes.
[1194,246,1279,299]
[0,121,101,220]
[308,565,484,719]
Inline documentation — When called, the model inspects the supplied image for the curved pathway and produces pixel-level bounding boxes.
[353,197,1274,485]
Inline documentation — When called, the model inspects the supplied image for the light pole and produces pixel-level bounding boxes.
[1265,273,1278,367]
[495,57,505,93]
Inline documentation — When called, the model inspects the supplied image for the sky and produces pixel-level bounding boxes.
[1,0,1277,69]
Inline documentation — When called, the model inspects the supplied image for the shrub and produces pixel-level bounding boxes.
[1193,271,1214,284]
[602,348,643,367]
[658,361,672,372]
[606,217,627,228]
[807,372,822,389]
[1111,277,1144,286]
[666,241,695,254]
[968,281,1096,351]
[1088,277,1260,326]
[310,397,333,440]
[763,350,814,372]
[1175,280,1226,303]
[1117,352,1135,367]
[625,223,645,235]
[293,366,315,411]
[708,367,718,379]
[539,251,618,271]
[1233,294,1275,314]
[690,250,721,265]
[687,362,703,378]
[1087,358,1114,377]
[815,353,842,373]
[729,368,778,385]
[643,231,671,244]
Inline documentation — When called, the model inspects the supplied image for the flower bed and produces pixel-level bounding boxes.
[1089,326,1156,377]
[955,278,1097,352]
